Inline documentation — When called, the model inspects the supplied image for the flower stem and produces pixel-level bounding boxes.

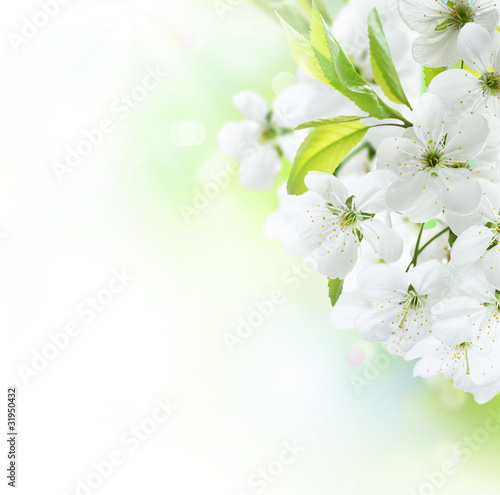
[406,226,450,271]
[416,227,450,255]
[406,224,425,272]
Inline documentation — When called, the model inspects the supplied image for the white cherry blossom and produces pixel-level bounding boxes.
[377,93,489,222]
[450,184,500,286]
[217,91,301,190]
[432,264,500,346]
[296,170,403,279]
[353,261,452,355]
[429,23,500,117]
[399,0,499,67]
[405,334,500,387]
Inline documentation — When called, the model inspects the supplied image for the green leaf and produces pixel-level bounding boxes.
[287,119,369,195]
[424,66,446,88]
[296,115,366,129]
[328,278,344,307]
[278,15,330,85]
[367,8,412,109]
[308,3,411,124]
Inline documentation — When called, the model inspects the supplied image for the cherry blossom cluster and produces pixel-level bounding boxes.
[219,0,500,403]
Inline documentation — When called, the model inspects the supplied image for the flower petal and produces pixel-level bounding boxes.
[386,172,440,221]
[239,146,281,190]
[457,23,494,73]
[233,91,269,123]
[315,234,359,279]
[356,264,408,299]
[484,245,500,289]
[437,168,481,216]
[409,260,452,300]
[475,5,500,34]
[399,0,448,33]
[445,115,489,161]
[413,93,447,144]
[304,171,348,205]
[354,304,401,342]
[217,121,260,159]
[451,225,495,269]
[351,170,394,213]
[412,29,460,68]
[428,69,481,112]
[431,296,483,344]
[360,219,403,263]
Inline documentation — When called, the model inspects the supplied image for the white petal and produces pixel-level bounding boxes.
[304,172,348,205]
[431,297,483,344]
[408,260,452,300]
[475,6,500,34]
[386,172,440,220]
[437,168,481,215]
[351,170,394,213]
[315,234,359,279]
[399,0,449,33]
[275,132,303,163]
[467,349,499,386]
[449,263,496,299]
[412,29,461,68]
[239,146,281,190]
[217,121,260,159]
[329,294,368,329]
[451,225,494,269]
[493,30,500,71]
[458,378,500,403]
[445,115,489,161]
[354,304,401,342]
[356,264,408,299]
[484,245,500,289]
[413,93,447,144]
[428,69,481,112]
[233,91,269,123]
[360,219,403,263]
[457,23,494,73]
[446,209,487,235]
[376,137,421,174]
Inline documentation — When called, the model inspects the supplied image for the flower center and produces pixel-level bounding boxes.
[260,126,277,143]
[398,286,427,329]
[327,196,374,239]
[448,1,476,28]
[484,289,500,313]
[422,144,445,173]
[259,111,293,144]
[480,72,500,96]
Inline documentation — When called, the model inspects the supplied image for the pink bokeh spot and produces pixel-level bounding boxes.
[345,346,366,366]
